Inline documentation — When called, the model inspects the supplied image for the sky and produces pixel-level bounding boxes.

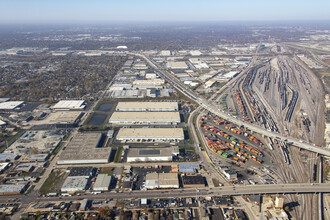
[0,0,330,24]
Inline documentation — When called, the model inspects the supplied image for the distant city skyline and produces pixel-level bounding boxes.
[0,0,330,24]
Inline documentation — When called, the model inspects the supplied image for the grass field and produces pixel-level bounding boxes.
[39,169,65,195]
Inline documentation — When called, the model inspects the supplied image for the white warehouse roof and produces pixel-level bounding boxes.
[93,174,111,191]
[0,101,24,110]
[116,128,184,141]
[167,61,188,69]
[52,100,85,110]
[116,102,178,111]
[127,147,177,162]
[109,112,180,124]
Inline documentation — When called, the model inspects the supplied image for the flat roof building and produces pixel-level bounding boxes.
[145,173,179,189]
[0,154,18,162]
[166,61,188,70]
[127,147,178,163]
[182,175,205,188]
[68,167,95,178]
[22,154,50,162]
[116,128,184,142]
[52,100,86,110]
[116,102,178,112]
[5,130,64,155]
[109,112,180,125]
[93,174,111,191]
[61,177,88,192]
[133,79,164,86]
[0,101,24,110]
[57,133,111,165]
[179,163,200,173]
[159,173,179,189]
[43,111,83,124]
[0,184,28,195]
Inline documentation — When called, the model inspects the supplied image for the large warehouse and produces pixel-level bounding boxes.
[126,147,179,162]
[109,112,180,125]
[115,102,178,112]
[57,133,112,164]
[0,101,24,110]
[116,128,184,142]
[52,100,86,110]
[166,61,188,70]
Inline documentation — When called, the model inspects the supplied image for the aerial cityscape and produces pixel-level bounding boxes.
[0,1,330,220]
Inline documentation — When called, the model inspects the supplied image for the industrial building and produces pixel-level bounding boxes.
[133,79,164,86]
[43,111,84,125]
[178,163,200,173]
[93,174,112,191]
[182,175,205,188]
[68,167,95,178]
[52,100,86,110]
[0,154,18,162]
[146,73,157,79]
[0,183,28,195]
[61,177,88,193]
[221,169,237,181]
[116,128,184,142]
[126,147,179,162]
[109,112,180,125]
[5,130,64,155]
[0,101,24,110]
[115,102,178,112]
[61,167,95,193]
[145,173,179,189]
[166,61,188,70]
[57,133,112,165]
[22,154,50,162]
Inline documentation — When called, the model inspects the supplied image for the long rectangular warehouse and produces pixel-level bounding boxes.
[109,112,180,125]
[115,102,178,112]
[127,146,179,162]
[116,128,184,142]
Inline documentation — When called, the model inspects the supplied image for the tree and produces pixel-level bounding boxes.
[98,206,111,218]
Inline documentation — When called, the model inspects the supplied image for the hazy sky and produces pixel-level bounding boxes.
[1,0,330,24]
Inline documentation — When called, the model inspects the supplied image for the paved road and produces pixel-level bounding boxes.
[133,53,330,157]
[2,183,329,204]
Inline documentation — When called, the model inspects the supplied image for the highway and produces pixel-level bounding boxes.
[2,183,329,204]
[134,53,330,157]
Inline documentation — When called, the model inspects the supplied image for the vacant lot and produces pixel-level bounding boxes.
[39,169,66,194]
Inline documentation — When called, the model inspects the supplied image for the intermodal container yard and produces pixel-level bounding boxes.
[200,113,266,165]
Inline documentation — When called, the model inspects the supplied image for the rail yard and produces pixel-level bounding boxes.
[197,49,326,219]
